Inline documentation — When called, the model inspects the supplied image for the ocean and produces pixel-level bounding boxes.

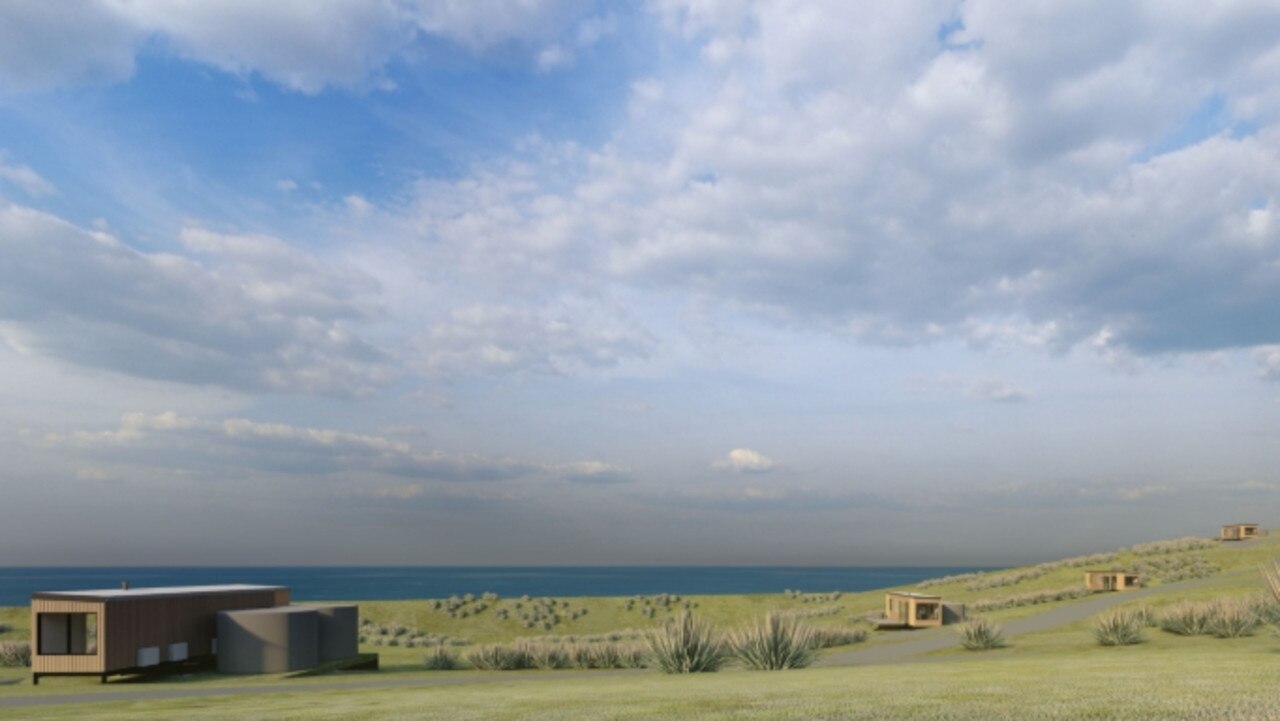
[0,566,993,606]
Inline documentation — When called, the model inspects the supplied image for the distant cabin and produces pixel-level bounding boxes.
[1084,570,1141,592]
[881,591,944,628]
[30,584,365,684]
[1220,523,1261,541]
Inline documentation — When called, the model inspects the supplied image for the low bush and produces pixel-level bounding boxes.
[646,612,727,674]
[1206,599,1259,638]
[957,617,1005,650]
[1129,537,1217,556]
[970,585,1092,612]
[808,626,869,649]
[1093,610,1144,646]
[0,641,30,668]
[465,644,533,671]
[730,612,816,670]
[0,623,12,635]
[1159,601,1212,636]
[422,645,458,670]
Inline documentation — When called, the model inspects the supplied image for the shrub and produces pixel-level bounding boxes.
[0,641,30,668]
[1159,602,1212,636]
[1206,599,1259,638]
[423,646,458,670]
[957,617,1006,650]
[0,623,11,635]
[1093,610,1144,646]
[526,642,570,670]
[1127,604,1158,627]
[1264,559,1280,605]
[646,612,727,674]
[970,585,1091,613]
[809,626,869,649]
[731,612,817,670]
[465,644,533,671]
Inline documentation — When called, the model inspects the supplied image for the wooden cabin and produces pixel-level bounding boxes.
[30,584,287,684]
[881,591,943,628]
[1220,523,1261,541]
[1084,570,1141,592]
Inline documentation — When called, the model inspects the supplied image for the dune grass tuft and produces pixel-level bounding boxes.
[730,612,816,670]
[646,611,727,674]
[422,645,458,670]
[1092,610,1144,646]
[0,641,30,667]
[957,617,1006,650]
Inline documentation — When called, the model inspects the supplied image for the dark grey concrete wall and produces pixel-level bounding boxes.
[942,603,966,625]
[216,607,319,674]
[314,605,359,662]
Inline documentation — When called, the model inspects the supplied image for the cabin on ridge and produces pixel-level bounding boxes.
[1084,570,1141,592]
[1220,523,1261,541]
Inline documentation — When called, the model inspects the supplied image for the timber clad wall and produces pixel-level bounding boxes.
[30,599,104,675]
[100,590,282,672]
[32,587,287,676]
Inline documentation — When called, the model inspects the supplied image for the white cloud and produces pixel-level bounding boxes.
[0,151,56,196]
[0,204,393,395]
[967,379,1033,403]
[0,0,607,93]
[557,460,633,485]
[365,0,1280,366]
[48,411,594,483]
[1257,345,1280,381]
[713,448,776,473]
[420,304,652,377]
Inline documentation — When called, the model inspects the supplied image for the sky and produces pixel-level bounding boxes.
[1,1,1279,567]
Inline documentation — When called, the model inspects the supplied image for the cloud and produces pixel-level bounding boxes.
[48,411,562,483]
[0,203,393,395]
[1257,345,1280,381]
[713,448,776,474]
[557,460,633,485]
[0,1,607,93]
[419,304,652,377]
[0,2,138,91]
[0,151,56,196]
[967,379,1033,403]
[365,0,1280,367]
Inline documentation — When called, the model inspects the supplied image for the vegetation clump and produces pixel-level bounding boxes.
[1206,599,1259,638]
[465,643,533,671]
[1093,610,1145,646]
[957,617,1005,650]
[422,645,458,670]
[1133,554,1219,583]
[0,641,30,668]
[969,585,1092,612]
[646,612,727,674]
[730,612,816,670]
[808,626,869,649]
[1158,601,1212,636]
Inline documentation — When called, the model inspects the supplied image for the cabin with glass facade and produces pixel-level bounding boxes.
[1084,570,1141,592]
[30,584,287,684]
[881,591,944,628]
[1220,523,1261,541]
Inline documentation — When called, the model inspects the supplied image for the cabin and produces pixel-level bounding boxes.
[30,584,365,684]
[1084,570,1141,592]
[881,591,944,628]
[31,584,287,684]
[1220,523,1262,541]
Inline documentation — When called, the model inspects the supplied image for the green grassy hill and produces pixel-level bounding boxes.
[1,530,1277,720]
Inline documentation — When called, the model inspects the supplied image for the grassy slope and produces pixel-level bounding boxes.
[1,532,1277,719]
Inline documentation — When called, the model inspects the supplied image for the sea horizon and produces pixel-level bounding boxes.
[0,565,997,607]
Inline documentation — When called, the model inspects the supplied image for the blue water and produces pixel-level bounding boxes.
[0,566,993,607]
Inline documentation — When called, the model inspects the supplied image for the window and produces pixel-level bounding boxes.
[37,613,97,655]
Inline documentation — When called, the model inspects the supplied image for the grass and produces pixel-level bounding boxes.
[645,612,727,674]
[1092,610,1144,646]
[8,643,1280,720]
[0,531,1277,718]
[729,612,816,670]
[957,617,1006,650]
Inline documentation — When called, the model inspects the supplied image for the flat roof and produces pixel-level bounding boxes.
[1085,569,1138,575]
[888,591,941,599]
[32,584,286,602]
[1222,523,1259,526]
